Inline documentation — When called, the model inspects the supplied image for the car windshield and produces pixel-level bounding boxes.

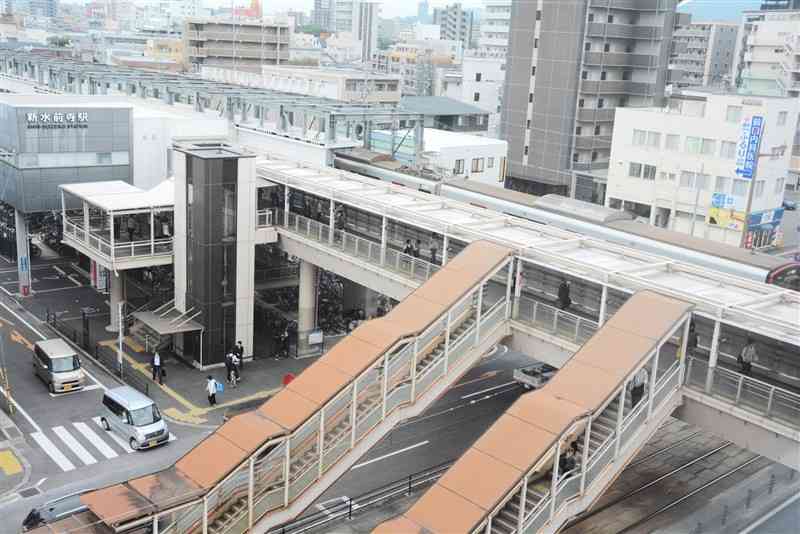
[51,356,79,373]
[129,405,161,427]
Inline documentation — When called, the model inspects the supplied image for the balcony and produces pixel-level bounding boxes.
[580,79,656,96]
[576,108,616,122]
[190,47,287,60]
[583,51,658,68]
[674,28,710,38]
[573,135,612,150]
[781,59,800,73]
[589,0,671,11]
[572,161,610,172]
[586,22,663,40]
[198,31,285,43]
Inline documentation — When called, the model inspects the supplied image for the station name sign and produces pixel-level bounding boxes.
[25,111,89,130]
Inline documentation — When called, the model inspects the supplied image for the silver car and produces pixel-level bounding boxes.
[33,339,85,393]
[100,386,169,451]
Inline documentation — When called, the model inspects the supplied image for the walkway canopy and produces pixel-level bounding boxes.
[60,179,175,271]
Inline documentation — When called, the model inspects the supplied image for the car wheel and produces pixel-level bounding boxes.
[101,417,110,431]
[129,438,138,451]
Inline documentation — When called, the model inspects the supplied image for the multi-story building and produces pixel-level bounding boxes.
[479,0,511,57]
[418,1,430,24]
[438,51,506,138]
[356,1,379,67]
[312,0,332,30]
[669,21,738,88]
[184,17,291,73]
[28,0,57,17]
[606,89,798,248]
[733,9,800,97]
[201,65,401,104]
[502,0,678,202]
[433,3,475,49]
[373,39,463,96]
[761,0,800,8]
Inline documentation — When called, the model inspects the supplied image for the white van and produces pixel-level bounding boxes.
[32,339,85,393]
[100,386,169,451]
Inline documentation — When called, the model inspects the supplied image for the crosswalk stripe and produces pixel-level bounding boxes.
[92,417,134,453]
[31,432,75,472]
[53,426,97,466]
[73,422,118,459]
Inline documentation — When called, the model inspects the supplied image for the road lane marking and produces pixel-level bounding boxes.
[350,440,429,470]
[92,417,134,453]
[0,300,45,339]
[0,286,13,297]
[73,422,118,460]
[53,426,97,466]
[0,384,40,432]
[461,381,518,400]
[450,370,500,390]
[31,432,75,471]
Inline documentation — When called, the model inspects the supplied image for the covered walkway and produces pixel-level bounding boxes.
[60,241,513,534]
[375,291,693,534]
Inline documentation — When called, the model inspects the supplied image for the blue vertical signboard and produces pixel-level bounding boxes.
[735,115,764,180]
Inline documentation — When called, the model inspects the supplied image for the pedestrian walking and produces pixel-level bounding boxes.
[403,239,413,256]
[414,239,422,258]
[235,340,244,361]
[224,351,233,384]
[738,337,758,376]
[206,376,218,406]
[151,351,162,385]
[630,366,649,407]
[558,279,571,311]
[230,352,240,387]
[687,322,699,357]
[429,244,438,265]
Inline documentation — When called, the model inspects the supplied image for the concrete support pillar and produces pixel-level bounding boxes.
[342,279,378,318]
[705,318,721,393]
[15,210,31,297]
[107,272,124,332]
[82,201,90,244]
[194,92,203,113]
[298,261,318,334]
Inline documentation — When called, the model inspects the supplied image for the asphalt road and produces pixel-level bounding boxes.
[305,346,534,517]
[0,290,210,531]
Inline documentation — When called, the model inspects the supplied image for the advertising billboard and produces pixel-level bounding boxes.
[706,192,746,231]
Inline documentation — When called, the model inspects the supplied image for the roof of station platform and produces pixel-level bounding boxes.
[60,179,174,213]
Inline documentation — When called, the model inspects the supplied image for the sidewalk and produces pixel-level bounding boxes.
[99,339,317,426]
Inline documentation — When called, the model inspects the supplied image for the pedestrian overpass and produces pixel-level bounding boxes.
[33,157,800,534]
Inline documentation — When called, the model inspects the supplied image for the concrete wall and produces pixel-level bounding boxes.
[236,127,332,167]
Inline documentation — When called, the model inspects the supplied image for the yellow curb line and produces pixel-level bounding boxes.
[0,450,22,476]
[124,336,146,353]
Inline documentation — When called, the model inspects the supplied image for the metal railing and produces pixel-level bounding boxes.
[62,218,173,263]
[513,296,598,346]
[256,209,275,228]
[114,261,511,534]
[276,210,441,283]
[684,357,800,430]
[474,324,686,534]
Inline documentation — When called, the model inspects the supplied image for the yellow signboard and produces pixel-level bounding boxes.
[707,207,746,232]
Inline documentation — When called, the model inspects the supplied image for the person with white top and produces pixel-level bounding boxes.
[151,351,162,385]
[206,375,218,406]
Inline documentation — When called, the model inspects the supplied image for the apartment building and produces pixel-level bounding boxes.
[373,39,463,96]
[184,17,291,73]
[479,0,511,57]
[606,90,798,248]
[669,21,738,88]
[502,0,678,202]
[438,51,506,138]
[733,9,800,97]
[433,3,475,49]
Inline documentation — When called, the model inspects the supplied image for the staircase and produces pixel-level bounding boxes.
[129,320,165,352]
[490,479,550,534]
[582,393,632,458]
[415,314,477,376]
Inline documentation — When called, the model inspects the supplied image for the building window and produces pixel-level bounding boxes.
[536,9,541,20]
[607,14,614,23]
[573,153,579,163]
[629,162,643,178]
[582,71,588,80]
[598,98,605,108]
[529,93,534,103]
[732,178,748,196]
[604,43,610,52]
[471,158,485,173]
[591,151,598,161]
[488,157,495,169]
[622,70,632,81]
[609,198,622,210]
[778,111,788,126]
[526,119,531,129]
[534,38,539,48]
[720,141,736,159]
[775,177,785,194]
[600,71,607,80]
[524,146,529,156]
[576,126,583,135]
[585,42,591,51]
[647,132,661,148]
[578,99,585,108]
[725,105,742,123]
[643,164,656,180]
[680,171,694,188]
[659,172,676,182]
[685,136,701,154]
[531,66,536,76]
[715,176,731,193]
[96,152,112,164]
[700,138,716,155]
[454,159,465,174]
[475,73,482,82]
[588,13,594,22]
[632,129,646,146]
[755,180,765,198]
[474,92,480,102]
[594,125,601,136]
[665,134,680,151]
